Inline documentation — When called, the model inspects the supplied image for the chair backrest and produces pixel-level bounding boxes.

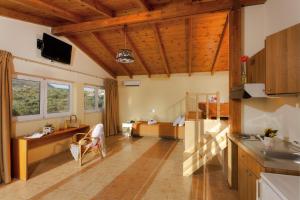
[91,124,104,139]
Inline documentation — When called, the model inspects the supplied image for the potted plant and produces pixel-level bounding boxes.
[263,128,278,148]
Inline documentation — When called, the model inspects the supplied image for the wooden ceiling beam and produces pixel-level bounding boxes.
[67,36,116,78]
[152,24,170,76]
[192,0,266,5]
[0,7,57,26]
[91,33,133,78]
[12,0,82,22]
[52,0,267,36]
[124,31,151,77]
[211,15,229,75]
[52,0,234,35]
[240,0,267,6]
[79,0,114,17]
[185,18,192,76]
[134,0,151,11]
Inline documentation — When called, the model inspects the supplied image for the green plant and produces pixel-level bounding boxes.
[264,128,278,138]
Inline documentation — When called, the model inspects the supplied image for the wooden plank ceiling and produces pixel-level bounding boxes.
[0,0,266,77]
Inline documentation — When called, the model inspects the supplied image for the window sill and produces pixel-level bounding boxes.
[84,110,103,114]
[14,113,71,122]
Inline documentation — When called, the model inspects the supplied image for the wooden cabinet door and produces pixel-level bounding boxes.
[238,162,248,200]
[266,23,300,94]
[247,171,258,200]
[247,49,266,83]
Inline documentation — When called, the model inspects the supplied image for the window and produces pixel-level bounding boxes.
[12,75,72,121]
[46,81,72,118]
[97,88,105,111]
[84,86,105,112]
[12,76,43,121]
[84,87,96,111]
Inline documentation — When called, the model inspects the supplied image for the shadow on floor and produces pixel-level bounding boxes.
[190,160,238,200]
[28,135,141,200]
[90,139,177,200]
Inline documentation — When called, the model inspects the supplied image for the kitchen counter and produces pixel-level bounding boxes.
[228,134,300,175]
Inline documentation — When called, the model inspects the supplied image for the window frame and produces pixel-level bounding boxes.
[13,75,44,122]
[45,79,73,119]
[84,85,105,113]
[12,75,73,121]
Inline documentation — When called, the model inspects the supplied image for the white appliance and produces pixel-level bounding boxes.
[257,173,300,200]
[122,122,133,137]
[123,80,140,87]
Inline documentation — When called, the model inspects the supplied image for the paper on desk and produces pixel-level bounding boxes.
[24,132,46,139]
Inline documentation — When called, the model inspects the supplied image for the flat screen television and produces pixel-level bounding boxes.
[41,33,72,64]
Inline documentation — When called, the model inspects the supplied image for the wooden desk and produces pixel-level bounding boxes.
[12,125,90,181]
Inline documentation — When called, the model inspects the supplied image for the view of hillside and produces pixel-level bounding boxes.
[12,79,70,116]
[84,87,96,111]
[84,87,105,111]
[12,79,40,116]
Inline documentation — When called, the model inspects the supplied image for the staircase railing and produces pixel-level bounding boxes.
[183,91,228,176]
[185,91,221,120]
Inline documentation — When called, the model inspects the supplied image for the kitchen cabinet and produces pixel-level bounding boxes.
[238,147,264,200]
[247,49,266,84]
[265,23,300,94]
[238,160,248,200]
[247,170,257,200]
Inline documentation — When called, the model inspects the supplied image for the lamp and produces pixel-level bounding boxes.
[116,25,135,64]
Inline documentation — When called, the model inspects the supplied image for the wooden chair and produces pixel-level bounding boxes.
[70,126,103,166]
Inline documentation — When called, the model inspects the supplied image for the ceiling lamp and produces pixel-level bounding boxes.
[116,25,135,64]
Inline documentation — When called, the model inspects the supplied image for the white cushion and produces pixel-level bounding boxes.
[91,124,104,138]
[173,115,182,126]
[178,116,185,127]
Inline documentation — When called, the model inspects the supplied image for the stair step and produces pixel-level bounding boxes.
[182,127,229,176]
[183,138,227,176]
[183,136,226,170]
[183,128,228,160]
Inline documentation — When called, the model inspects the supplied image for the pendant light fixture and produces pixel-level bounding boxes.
[116,25,135,64]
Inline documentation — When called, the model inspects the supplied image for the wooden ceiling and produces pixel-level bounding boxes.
[0,0,266,77]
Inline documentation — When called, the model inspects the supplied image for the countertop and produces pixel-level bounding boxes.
[261,173,300,200]
[228,134,300,175]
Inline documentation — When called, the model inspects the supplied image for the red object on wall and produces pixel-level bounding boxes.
[240,55,249,63]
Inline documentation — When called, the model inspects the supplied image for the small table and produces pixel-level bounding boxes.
[12,125,90,181]
[122,122,133,137]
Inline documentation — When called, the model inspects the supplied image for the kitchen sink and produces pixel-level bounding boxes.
[263,151,300,160]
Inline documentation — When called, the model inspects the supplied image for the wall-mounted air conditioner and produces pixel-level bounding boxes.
[123,80,141,87]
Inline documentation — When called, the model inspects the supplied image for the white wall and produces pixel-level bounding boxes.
[0,16,111,137]
[118,72,229,124]
[242,0,300,142]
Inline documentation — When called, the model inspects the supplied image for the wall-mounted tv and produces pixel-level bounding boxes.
[41,33,72,64]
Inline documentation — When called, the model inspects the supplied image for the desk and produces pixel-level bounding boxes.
[12,125,90,180]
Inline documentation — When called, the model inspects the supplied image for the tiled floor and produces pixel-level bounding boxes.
[0,136,237,200]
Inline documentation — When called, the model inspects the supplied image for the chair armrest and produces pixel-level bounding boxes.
[78,137,92,145]
[72,133,90,143]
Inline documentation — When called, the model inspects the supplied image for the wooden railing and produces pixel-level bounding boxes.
[185,91,221,120]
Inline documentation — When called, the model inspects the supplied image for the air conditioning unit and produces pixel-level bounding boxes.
[123,80,141,87]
